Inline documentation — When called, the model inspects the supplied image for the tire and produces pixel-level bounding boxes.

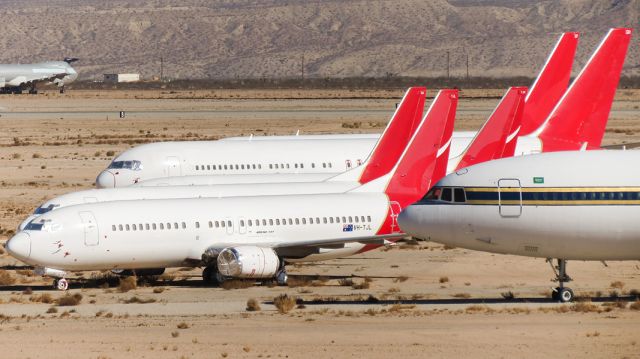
[558,287,574,303]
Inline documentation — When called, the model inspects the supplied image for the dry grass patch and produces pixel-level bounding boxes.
[46,307,58,314]
[246,298,261,312]
[220,279,255,290]
[0,270,16,285]
[176,322,190,329]
[29,293,54,304]
[610,281,625,289]
[273,294,297,314]
[118,276,137,292]
[393,276,409,283]
[571,301,600,313]
[452,293,471,299]
[351,280,370,290]
[630,301,640,310]
[439,276,449,284]
[56,293,83,306]
[122,296,156,304]
[338,278,354,287]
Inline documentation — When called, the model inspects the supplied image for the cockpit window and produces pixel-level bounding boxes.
[25,222,44,231]
[423,188,441,200]
[34,204,57,215]
[454,188,466,203]
[440,188,452,202]
[108,160,142,171]
[420,186,467,203]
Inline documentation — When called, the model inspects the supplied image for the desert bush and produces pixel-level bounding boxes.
[30,293,53,304]
[501,291,515,300]
[393,276,408,283]
[153,287,165,294]
[0,270,16,285]
[122,296,156,304]
[46,307,58,314]
[439,276,449,284]
[56,293,83,306]
[338,278,354,287]
[571,302,599,313]
[176,322,190,329]
[273,294,297,314]
[610,281,625,289]
[630,301,640,311]
[246,298,261,312]
[118,276,137,292]
[453,293,471,299]
[352,280,370,290]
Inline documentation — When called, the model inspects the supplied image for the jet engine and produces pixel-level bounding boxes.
[217,246,280,278]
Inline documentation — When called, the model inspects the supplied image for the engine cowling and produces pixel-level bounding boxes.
[217,246,280,279]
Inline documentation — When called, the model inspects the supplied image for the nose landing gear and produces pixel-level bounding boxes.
[548,258,573,302]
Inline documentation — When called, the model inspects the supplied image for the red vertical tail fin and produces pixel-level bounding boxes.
[454,87,527,171]
[358,87,427,184]
[520,32,579,136]
[382,90,458,209]
[535,28,632,151]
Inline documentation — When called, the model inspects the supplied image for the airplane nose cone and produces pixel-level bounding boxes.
[6,232,31,260]
[397,207,422,235]
[96,170,115,188]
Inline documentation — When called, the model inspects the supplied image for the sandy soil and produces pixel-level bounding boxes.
[0,89,639,359]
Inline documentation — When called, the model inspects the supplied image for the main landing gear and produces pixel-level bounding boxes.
[548,258,573,302]
[202,265,225,286]
[276,267,288,286]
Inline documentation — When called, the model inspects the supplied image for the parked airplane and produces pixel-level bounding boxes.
[398,150,640,303]
[6,90,457,290]
[18,85,429,229]
[95,32,579,188]
[0,58,78,94]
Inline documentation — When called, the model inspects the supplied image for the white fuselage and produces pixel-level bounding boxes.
[9,193,393,271]
[398,150,640,260]
[0,61,77,87]
[108,134,541,188]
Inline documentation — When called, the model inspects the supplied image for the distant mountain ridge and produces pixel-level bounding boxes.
[0,0,637,80]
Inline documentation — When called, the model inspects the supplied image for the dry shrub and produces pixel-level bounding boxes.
[630,301,640,311]
[122,296,156,304]
[352,280,370,290]
[30,293,53,304]
[0,270,16,285]
[221,279,255,290]
[610,281,625,289]
[465,305,488,313]
[22,287,33,295]
[56,293,83,306]
[501,291,515,300]
[171,331,179,338]
[387,287,400,293]
[571,302,600,313]
[118,276,137,292]
[393,276,408,283]
[287,276,312,288]
[439,276,449,284]
[246,298,261,312]
[153,287,165,294]
[46,307,58,314]
[602,301,627,309]
[176,322,190,329]
[273,294,297,314]
[388,304,415,313]
[338,278,354,287]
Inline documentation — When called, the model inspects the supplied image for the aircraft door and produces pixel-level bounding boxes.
[498,178,522,217]
[166,156,181,177]
[79,211,99,246]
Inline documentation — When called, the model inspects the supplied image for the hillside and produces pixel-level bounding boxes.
[0,0,637,80]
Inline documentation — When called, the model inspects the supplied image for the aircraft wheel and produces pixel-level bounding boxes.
[202,266,223,286]
[556,287,574,303]
[54,278,69,291]
[276,270,288,286]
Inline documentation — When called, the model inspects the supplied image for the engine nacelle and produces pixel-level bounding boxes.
[217,246,280,279]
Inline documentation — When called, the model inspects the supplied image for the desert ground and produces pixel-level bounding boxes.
[0,89,639,359]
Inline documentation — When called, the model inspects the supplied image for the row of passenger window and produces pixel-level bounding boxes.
[194,162,334,171]
[111,215,373,232]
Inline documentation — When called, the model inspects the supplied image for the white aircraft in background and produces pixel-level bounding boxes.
[18,86,429,229]
[398,28,634,303]
[7,89,458,291]
[0,58,78,94]
[95,32,579,188]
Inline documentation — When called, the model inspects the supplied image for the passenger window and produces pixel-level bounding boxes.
[208,221,213,228]
[336,217,341,223]
[269,219,274,226]
[269,164,273,169]
[329,163,332,168]
[302,218,306,225]
[248,220,252,226]
[323,217,327,224]
[355,216,359,223]
[342,216,346,223]
[286,164,290,169]
[258,164,262,169]
[440,187,452,202]
[213,165,217,170]
[316,217,320,223]
[329,217,334,224]
[240,220,245,227]
[348,216,353,222]
[174,222,179,229]
[288,218,293,225]
[145,224,150,230]
[126,224,130,231]
[252,164,256,169]
[312,163,315,168]
[295,164,298,169]
[367,216,371,222]
[323,163,326,168]
[227,221,232,227]
[241,165,245,170]
[132,224,137,231]
[195,165,199,170]
[221,221,225,228]
[300,163,304,169]
[275,219,280,225]
[160,223,164,230]
[453,188,466,203]
[195,222,199,229]
[235,165,239,170]
[152,223,157,230]
[206,165,210,170]
[112,225,116,231]
[361,216,365,222]
[295,218,300,225]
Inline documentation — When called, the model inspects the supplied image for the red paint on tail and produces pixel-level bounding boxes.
[520,32,579,136]
[537,28,632,151]
[359,87,427,184]
[455,87,527,170]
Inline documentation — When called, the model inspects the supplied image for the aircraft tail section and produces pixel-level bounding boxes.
[353,90,457,209]
[535,28,632,151]
[454,87,527,171]
[520,32,579,136]
[330,87,427,183]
